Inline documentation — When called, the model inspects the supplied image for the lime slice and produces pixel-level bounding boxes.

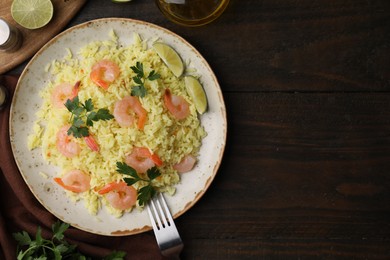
[185,76,208,114]
[153,42,184,77]
[11,0,54,30]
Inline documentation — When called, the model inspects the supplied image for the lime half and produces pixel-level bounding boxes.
[185,76,208,114]
[11,0,54,30]
[153,42,184,78]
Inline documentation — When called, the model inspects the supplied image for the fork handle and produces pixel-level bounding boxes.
[162,242,183,259]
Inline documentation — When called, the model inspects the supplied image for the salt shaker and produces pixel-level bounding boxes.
[0,18,22,52]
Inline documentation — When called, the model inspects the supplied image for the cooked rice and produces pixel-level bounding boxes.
[28,31,206,217]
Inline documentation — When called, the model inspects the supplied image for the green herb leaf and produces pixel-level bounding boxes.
[133,76,143,85]
[130,61,144,77]
[53,248,62,260]
[86,108,113,126]
[67,125,79,137]
[13,231,31,246]
[35,227,43,245]
[66,97,113,138]
[55,244,69,253]
[148,70,160,81]
[68,125,89,138]
[103,250,127,260]
[13,221,126,259]
[130,61,160,97]
[117,162,161,206]
[86,111,96,126]
[79,127,89,137]
[131,85,147,97]
[95,108,115,121]
[52,222,69,241]
[16,250,27,260]
[123,177,138,186]
[73,117,84,128]
[64,96,79,112]
[116,162,138,179]
[138,185,156,206]
[147,166,161,180]
[84,98,94,112]
[73,107,85,117]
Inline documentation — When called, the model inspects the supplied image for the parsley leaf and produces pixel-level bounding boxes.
[131,85,147,97]
[95,108,115,121]
[64,96,79,111]
[52,222,69,241]
[65,97,113,138]
[67,125,89,138]
[147,166,161,180]
[133,75,144,85]
[116,162,139,180]
[129,61,160,97]
[13,221,127,260]
[130,61,144,77]
[116,162,161,206]
[138,185,157,207]
[148,70,160,81]
[13,231,31,246]
[84,98,94,112]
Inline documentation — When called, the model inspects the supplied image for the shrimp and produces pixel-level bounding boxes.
[54,169,91,193]
[98,181,137,210]
[50,81,80,108]
[173,154,197,173]
[164,88,190,120]
[125,147,163,173]
[113,96,147,129]
[90,59,120,90]
[56,125,81,158]
[84,134,99,152]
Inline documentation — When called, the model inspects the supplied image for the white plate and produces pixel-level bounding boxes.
[9,18,227,236]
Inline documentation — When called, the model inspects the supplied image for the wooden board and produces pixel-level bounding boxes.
[0,0,87,74]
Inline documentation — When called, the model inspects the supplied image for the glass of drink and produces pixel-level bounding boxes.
[155,0,230,27]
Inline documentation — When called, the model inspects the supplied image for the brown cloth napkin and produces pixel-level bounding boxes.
[0,75,164,260]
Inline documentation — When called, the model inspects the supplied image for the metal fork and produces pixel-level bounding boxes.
[147,193,184,259]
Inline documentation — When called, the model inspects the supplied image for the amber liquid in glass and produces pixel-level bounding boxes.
[156,0,229,26]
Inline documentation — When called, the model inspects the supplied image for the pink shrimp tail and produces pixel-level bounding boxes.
[98,181,125,195]
[71,80,81,98]
[84,135,99,152]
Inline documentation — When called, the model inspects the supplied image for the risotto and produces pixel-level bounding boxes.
[28,31,206,217]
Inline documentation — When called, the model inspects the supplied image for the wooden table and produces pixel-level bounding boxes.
[8,0,390,258]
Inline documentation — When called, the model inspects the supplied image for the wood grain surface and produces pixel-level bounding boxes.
[0,0,87,74]
[7,0,390,259]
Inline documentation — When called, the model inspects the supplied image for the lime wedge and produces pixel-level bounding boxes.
[153,42,184,77]
[185,76,208,114]
[11,0,54,30]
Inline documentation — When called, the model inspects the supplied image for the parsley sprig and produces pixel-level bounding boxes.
[13,221,126,260]
[130,62,160,97]
[65,96,114,138]
[116,162,161,206]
